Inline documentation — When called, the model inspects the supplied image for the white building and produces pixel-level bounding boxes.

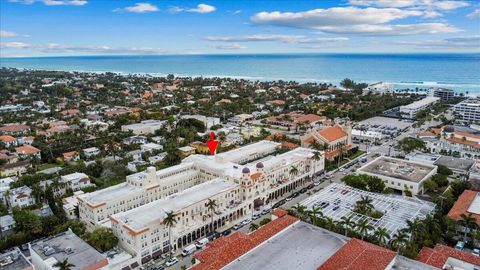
[121,120,166,135]
[6,186,35,208]
[60,172,94,191]
[140,143,163,153]
[399,97,440,119]
[362,82,394,95]
[109,145,324,265]
[180,115,220,130]
[357,156,437,195]
[228,114,254,126]
[29,229,109,270]
[429,88,454,101]
[0,177,14,204]
[83,147,100,159]
[454,98,480,124]
[62,191,84,220]
[78,140,324,265]
[225,132,244,146]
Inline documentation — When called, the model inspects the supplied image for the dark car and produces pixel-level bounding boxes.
[273,200,286,208]
[292,192,300,198]
[222,229,231,236]
[307,184,315,189]
[300,187,308,193]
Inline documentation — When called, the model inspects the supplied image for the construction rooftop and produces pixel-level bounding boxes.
[358,156,437,183]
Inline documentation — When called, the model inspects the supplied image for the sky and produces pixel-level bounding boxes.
[0,0,479,57]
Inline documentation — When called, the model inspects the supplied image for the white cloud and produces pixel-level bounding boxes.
[214,44,247,50]
[114,3,159,13]
[349,0,469,10]
[8,0,87,5]
[392,35,480,49]
[318,23,460,35]
[186,4,216,13]
[205,34,349,44]
[0,42,172,54]
[251,7,461,35]
[251,7,423,28]
[170,3,216,14]
[422,10,442,18]
[0,30,29,38]
[0,42,31,48]
[467,9,480,19]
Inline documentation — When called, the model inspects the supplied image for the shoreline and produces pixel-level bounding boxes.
[1,66,478,97]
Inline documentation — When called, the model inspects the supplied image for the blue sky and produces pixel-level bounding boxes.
[1,0,479,56]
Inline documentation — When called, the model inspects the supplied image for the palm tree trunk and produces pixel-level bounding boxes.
[169,226,173,259]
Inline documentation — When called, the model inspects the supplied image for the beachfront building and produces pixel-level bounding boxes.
[429,87,454,102]
[302,124,352,160]
[110,145,323,264]
[357,156,437,195]
[454,98,480,124]
[399,97,440,119]
[362,82,394,95]
[121,120,166,135]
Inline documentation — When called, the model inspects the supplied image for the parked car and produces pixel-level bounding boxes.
[300,187,308,193]
[242,218,252,225]
[182,244,197,257]
[233,223,243,230]
[473,249,480,256]
[195,238,209,249]
[454,241,465,251]
[165,257,178,267]
[253,213,261,220]
[222,229,231,236]
[307,183,315,189]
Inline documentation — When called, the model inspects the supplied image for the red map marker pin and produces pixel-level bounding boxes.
[207,131,219,155]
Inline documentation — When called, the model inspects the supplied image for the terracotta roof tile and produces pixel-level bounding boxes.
[416,244,480,268]
[0,135,17,143]
[318,125,348,142]
[15,145,41,155]
[192,215,298,270]
[447,189,480,225]
[317,238,396,270]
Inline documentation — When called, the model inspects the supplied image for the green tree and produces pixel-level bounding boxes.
[437,164,453,176]
[308,206,322,225]
[374,227,391,247]
[12,208,43,235]
[249,223,259,232]
[259,218,271,226]
[53,259,75,270]
[206,199,218,234]
[289,166,299,179]
[163,211,177,259]
[397,137,426,153]
[339,215,355,237]
[356,218,373,240]
[85,227,118,252]
[460,213,477,243]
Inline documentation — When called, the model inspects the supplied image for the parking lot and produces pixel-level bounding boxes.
[356,116,413,140]
[301,183,436,236]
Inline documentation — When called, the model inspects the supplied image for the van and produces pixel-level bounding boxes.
[182,244,197,256]
[195,238,209,249]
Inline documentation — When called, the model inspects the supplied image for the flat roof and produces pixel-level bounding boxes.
[112,179,238,231]
[358,156,436,183]
[78,182,139,205]
[301,183,436,236]
[401,97,440,110]
[0,248,33,270]
[468,192,480,215]
[30,230,107,270]
[434,156,475,172]
[358,116,413,130]
[223,222,348,270]
[215,140,279,164]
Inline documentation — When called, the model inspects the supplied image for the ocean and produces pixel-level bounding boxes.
[1,53,479,96]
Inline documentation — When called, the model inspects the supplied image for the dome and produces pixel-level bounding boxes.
[242,167,250,174]
[256,162,264,169]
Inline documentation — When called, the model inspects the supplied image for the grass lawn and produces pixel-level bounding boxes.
[37,163,60,171]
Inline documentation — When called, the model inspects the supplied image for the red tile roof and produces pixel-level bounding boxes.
[281,141,298,149]
[272,208,288,218]
[447,189,480,225]
[192,215,298,270]
[318,125,348,142]
[317,238,396,270]
[0,124,30,133]
[447,137,480,149]
[416,244,480,268]
[0,135,17,143]
[15,145,41,155]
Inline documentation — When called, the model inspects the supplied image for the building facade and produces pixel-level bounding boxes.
[454,98,480,124]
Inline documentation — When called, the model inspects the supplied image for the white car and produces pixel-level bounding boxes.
[165,257,178,267]
[242,218,252,225]
[233,223,243,230]
[473,249,480,256]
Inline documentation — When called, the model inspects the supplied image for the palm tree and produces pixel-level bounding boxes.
[374,227,391,247]
[460,213,477,243]
[249,223,259,232]
[289,166,299,179]
[356,219,373,240]
[324,217,335,230]
[293,203,307,220]
[53,259,75,270]
[308,206,322,225]
[390,231,408,253]
[339,215,355,237]
[405,218,423,243]
[206,199,218,234]
[312,151,323,178]
[163,211,177,259]
[337,142,346,167]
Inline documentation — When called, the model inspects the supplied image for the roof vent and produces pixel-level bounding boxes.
[65,247,74,254]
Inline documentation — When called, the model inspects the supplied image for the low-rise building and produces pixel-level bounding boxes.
[140,143,163,153]
[61,172,94,191]
[15,145,41,159]
[180,115,220,130]
[228,114,254,125]
[6,186,35,208]
[0,247,34,270]
[62,191,84,220]
[447,189,480,226]
[29,229,109,270]
[362,81,394,95]
[399,96,440,119]
[0,124,30,135]
[83,147,100,159]
[178,146,196,156]
[417,244,480,269]
[0,160,30,177]
[0,215,15,236]
[0,135,17,148]
[357,156,437,195]
[302,124,352,160]
[123,135,148,145]
[62,151,80,162]
[121,120,166,135]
